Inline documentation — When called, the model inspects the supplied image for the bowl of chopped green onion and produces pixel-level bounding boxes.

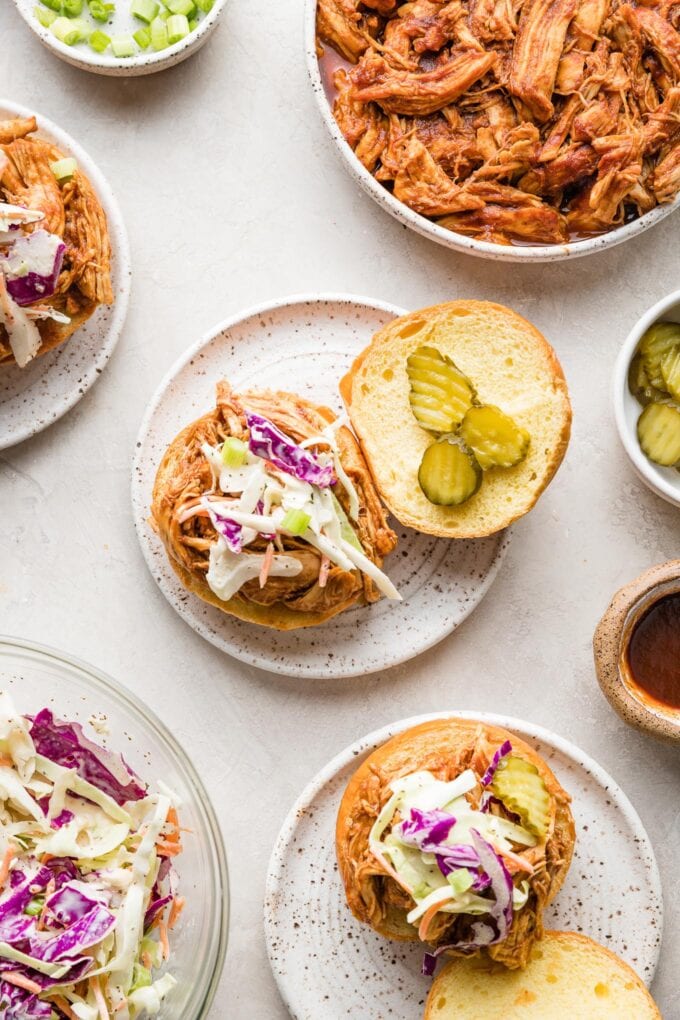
[13,0,227,75]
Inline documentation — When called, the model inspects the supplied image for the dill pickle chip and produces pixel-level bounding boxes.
[459,404,530,470]
[660,346,680,401]
[628,353,666,406]
[407,346,476,434]
[491,756,550,840]
[418,434,482,506]
[637,401,680,466]
[639,321,680,391]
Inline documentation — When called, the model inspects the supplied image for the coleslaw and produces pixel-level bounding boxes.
[0,692,183,1018]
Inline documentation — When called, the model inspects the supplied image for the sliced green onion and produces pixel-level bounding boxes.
[447,869,474,895]
[149,15,168,47]
[40,0,62,11]
[165,0,195,14]
[51,15,89,43]
[188,16,197,29]
[34,5,58,26]
[221,437,247,468]
[194,0,212,10]
[157,6,169,16]
[88,29,111,51]
[130,0,159,21]
[110,33,136,55]
[133,25,151,47]
[281,509,311,536]
[62,0,84,14]
[50,156,78,181]
[88,0,114,20]
[24,898,44,917]
[166,12,189,42]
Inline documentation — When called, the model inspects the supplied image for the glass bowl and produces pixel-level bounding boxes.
[0,635,228,1018]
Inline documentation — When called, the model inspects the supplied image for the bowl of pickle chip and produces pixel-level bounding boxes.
[614,290,680,508]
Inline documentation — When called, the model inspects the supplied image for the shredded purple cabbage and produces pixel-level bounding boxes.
[397,808,457,852]
[0,981,51,1019]
[4,230,65,307]
[481,740,512,787]
[246,412,335,488]
[45,881,109,927]
[144,893,173,930]
[211,509,243,553]
[30,709,146,805]
[421,952,437,977]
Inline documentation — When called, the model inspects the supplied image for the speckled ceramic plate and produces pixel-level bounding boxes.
[264,712,663,1019]
[304,0,680,263]
[131,295,510,679]
[0,100,130,451]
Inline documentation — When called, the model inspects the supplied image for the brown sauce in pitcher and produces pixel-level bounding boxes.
[626,592,680,712]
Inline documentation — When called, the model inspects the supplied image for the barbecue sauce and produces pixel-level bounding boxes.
[625,592,680,712]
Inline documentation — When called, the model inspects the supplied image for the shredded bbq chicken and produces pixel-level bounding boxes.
[317,0,680,244]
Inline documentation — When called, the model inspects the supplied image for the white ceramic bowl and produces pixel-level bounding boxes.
[304,0,680,263]
[613,289,680,508]
[12,0,227,76]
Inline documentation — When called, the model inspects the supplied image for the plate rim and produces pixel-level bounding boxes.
[303,0,680,264]
[131,293,510,679]
[0,98,131,450]
[264,710,664,1015]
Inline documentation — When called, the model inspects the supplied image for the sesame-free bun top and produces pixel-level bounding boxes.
[340,301,571,538]
[423,930,661,1019]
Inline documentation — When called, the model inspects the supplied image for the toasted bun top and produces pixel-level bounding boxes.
[423,930,661,1019]
[341,300,571,538]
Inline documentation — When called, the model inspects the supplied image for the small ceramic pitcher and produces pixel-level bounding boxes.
[593,561,680,745]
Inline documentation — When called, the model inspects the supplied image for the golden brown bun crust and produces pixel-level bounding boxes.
[151,384,396,631]
[336,718,575,952]
[423,930,662,1019]
[341,301,572,538]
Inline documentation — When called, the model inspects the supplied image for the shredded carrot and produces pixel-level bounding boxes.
[38,878,56,930]
[168,895,185,930]
[164,807,181,842]
[0,755,14,767]
[490,843,534,874]
[159,920,170,961]
[40,853,54,865]
[0,844,17,888]
[155,840,182,857]
[48,996,78,1020]
[141,951,153,970]
[418,902,443,941]
[1,970,42,995]
[90,976,110,1020]
[259,541,274,588]
[318,555,330,589]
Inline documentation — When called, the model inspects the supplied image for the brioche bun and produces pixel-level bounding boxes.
[340,301,571,538]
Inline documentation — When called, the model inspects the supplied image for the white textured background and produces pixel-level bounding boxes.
[1,3,680,1017]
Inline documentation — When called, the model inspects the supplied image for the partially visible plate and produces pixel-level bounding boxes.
[131,295,510,679]
[264,712,663,1019]
[0,100,130,450]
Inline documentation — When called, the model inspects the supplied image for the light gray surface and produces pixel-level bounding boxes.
[1,4,679,1019]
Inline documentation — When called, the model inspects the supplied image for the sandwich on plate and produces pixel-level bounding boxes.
[0,115,113,369]
[151,381,399,630]
[336,718,575,970]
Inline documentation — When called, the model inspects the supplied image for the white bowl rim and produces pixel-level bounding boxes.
[11,0,227,72]
[303,0,680,263]
[613,288,680,508]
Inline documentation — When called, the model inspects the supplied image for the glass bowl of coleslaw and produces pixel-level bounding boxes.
[0,635,228,1019]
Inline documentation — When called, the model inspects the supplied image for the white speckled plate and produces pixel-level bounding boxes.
[0,100,130,451]
[131,295,510,679]
[264,712,663,1019]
